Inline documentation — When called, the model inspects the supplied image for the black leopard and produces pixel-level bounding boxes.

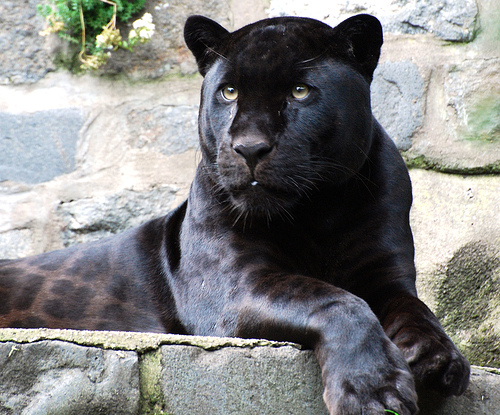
[0,14,470,414]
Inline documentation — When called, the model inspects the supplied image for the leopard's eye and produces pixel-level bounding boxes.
[292,84,310,99]
[222,85,238,101]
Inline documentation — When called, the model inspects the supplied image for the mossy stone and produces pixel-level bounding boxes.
[436,242,500,368]
[465,96,500,143]
[139,349,169,415]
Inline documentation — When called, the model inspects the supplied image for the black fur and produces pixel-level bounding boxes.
[1,14,470,414]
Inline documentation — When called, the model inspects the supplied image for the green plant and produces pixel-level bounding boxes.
[38,0,153,70]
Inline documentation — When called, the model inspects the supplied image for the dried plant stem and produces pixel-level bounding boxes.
[78,0,118,67]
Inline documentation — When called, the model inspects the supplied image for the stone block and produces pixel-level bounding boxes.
[372,61,425,151]
[0,0,55,85]
[418,367,500,415]
[0,0,231,81]
[381,0,479,42]
[443,58,500,149]
[0,109,84,184]
[126,105,199,156]
[0,229,34,260]
[406,57,500,172]
[267,0,478,41]
[1,330,500,414]
[0,340,139,415]
[57,186,177,246]
[434,242,500,369]
[159,344,328,415]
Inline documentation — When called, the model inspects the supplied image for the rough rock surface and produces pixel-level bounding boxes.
[372,60,425,151]
[0,338,139,415]
[58,185,177,245]
[0,329,499,415]
[267,0,479,41]
[0,0,56,84]
[0,109,83,184]
[101,0,232,78]
[160,344,326,415]
[126,105,199,156]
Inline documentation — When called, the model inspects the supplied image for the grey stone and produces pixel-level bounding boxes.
[0,109,84,184]
[0,229,34,260]
[443,58,500,145]
[0,0,230,81]
[1,330,500,414]
[418,367,500,415]
[267,0,478,41]
[160,344,328,415]
[126,105,199,156]
[0,0,56,84]
[382,0,479,42]
[372,61,425,151]
[57,185,177,246]
[0,340,139,415]
[406,58,500,172]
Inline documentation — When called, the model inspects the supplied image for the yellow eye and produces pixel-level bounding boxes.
[222,85,238,101]
[292,84,310,99]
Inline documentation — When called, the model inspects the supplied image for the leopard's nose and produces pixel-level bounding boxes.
[233,141,273,171]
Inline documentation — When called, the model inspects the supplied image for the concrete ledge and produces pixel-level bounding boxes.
[1,329,499,414]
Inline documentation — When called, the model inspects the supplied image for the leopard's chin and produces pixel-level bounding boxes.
[227,182,300,222]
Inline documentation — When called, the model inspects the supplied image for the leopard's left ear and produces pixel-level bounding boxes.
[332,14,383,82]
[184,15,230,77]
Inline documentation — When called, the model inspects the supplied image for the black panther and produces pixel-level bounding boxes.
[0,14,470,414]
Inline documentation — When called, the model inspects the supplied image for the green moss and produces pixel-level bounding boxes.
[435,242,500,368]
[436,243,498,331]
[465,96,500,143]
[404,154,500,175]
[462,333,500,368]
[139,349,169,414]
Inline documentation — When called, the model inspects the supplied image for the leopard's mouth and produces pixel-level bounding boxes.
[228,179,289,197]
[227,181,300,220]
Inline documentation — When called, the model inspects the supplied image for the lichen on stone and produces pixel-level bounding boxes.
[464,96,500,143]
[435,241,500,368]
[139,348,168,415]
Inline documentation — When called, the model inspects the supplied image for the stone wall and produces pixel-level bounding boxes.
[0,0,500,411]
[1,329,499,415]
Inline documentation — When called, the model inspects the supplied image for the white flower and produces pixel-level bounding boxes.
[129,30,139,41]
[140,28,154,40]
[133,13,155,31]
[129,13,155,43]
[96,33,107,48]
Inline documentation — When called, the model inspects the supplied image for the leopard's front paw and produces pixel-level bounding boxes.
[393,325,470,396]
[382,296,470,396]
[322,338,418,415]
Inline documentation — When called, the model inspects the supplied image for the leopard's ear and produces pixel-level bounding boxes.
[184,15,230,77]
[332,14,383,82]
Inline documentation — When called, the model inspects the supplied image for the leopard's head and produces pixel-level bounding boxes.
[184,14,383,219]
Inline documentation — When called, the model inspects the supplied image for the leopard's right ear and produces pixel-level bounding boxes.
[184,15,230,77]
